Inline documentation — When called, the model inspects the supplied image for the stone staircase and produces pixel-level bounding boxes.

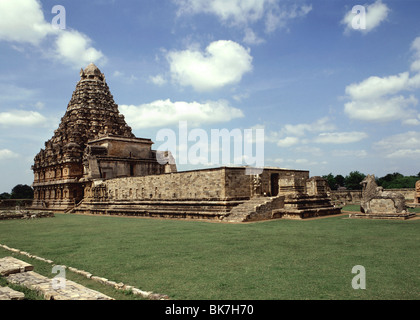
[223,196,284,222]
[0,256,113,300]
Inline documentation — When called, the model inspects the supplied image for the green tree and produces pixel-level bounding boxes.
[335,175,345,188]
[377,173,417,189]
[10,184,34,199]
[0,192,11,199]
[322,173,337,190]
[344,171,366,190]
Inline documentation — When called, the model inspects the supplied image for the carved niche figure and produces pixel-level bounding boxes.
[252,174,262,197]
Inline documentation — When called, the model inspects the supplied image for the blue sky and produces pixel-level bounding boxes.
[1,0,420,193]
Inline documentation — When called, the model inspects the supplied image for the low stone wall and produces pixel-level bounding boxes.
[330,188,415,206]
[0,199,33,209]
[0,210,54,221]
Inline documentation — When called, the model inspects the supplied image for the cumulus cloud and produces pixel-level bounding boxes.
[341,0,390,34]
[0,0,55,45]
[0,0,105,68]
[265,3,312,33]
[0,149,19,161]
[120,99,244,128]
[174,0,312,43]
[167,40,253,91]
[149,74,167,86]
[277,136,299,148]
[314,132,368,144]
[54,30,105,68]
[0,110,47,127]
[344,37,420,124]
[269,118,365,147]
[175,0,266,26]
[243,28,265,45]
[282,117,336,137]
[374,131,420,159]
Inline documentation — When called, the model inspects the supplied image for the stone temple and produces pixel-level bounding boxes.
[31,63,340,222]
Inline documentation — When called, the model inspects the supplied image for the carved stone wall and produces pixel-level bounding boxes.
[31,63,171,211]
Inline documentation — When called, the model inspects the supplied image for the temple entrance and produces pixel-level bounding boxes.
[271,174,279,196]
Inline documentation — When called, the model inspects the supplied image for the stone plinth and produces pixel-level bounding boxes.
[349,212,416,220]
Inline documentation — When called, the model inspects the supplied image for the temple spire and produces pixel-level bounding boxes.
[80,62,105,82]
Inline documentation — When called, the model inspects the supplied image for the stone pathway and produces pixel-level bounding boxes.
[0,256,113,300]
[6,271,113,300]
[0,256,34,276]
[0,243,169,300]
[0,286,25,300]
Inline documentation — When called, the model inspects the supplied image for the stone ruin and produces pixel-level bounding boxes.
[349,174,416,220]
[414,180,420,206]
[30,63,341,222]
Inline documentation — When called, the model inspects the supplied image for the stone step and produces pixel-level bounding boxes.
[6,271,114,300]
[224,197,277,222]
[0,256,34,276]
[0,286,25,300]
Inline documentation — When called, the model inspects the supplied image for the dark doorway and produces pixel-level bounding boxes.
[271,174,279,196]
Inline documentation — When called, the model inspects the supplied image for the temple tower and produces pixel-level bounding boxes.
[31,63,174,211]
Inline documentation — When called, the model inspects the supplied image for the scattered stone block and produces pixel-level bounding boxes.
[6,271,113,300]
[0,256,34,276]
[0,286,25,300]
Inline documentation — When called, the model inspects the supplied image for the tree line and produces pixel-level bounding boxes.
[0,184,34,200]
[322,172,420,191]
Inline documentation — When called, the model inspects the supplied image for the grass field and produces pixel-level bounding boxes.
[0,207,419,300]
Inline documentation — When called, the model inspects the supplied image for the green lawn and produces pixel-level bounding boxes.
[0,209,419,300]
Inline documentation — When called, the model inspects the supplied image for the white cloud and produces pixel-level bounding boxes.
[345,72,411,101]
[167,40,253,91]
[0,84,37,102]
[0,0,105,68]
[410,37,420,72]
[374,131,420,159]
[282,117,336,137]
[294,146,324,157]
[265,4,312,33]
[54,30,105,68]
[0,0,56,45]
[331,149,368,158]
[175,0,268,26]
[314,132,368,144]
[243,28,265,45]
[120,99,244,128]
[149,74,167,86]
[342,0,390,34]
[277,136,299,147]
[344,37,420,124]
[0,149,19,161]
[267,118,364,148]
[344,95,418,123]
[174,0,312,43]
[0,110,47,127]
